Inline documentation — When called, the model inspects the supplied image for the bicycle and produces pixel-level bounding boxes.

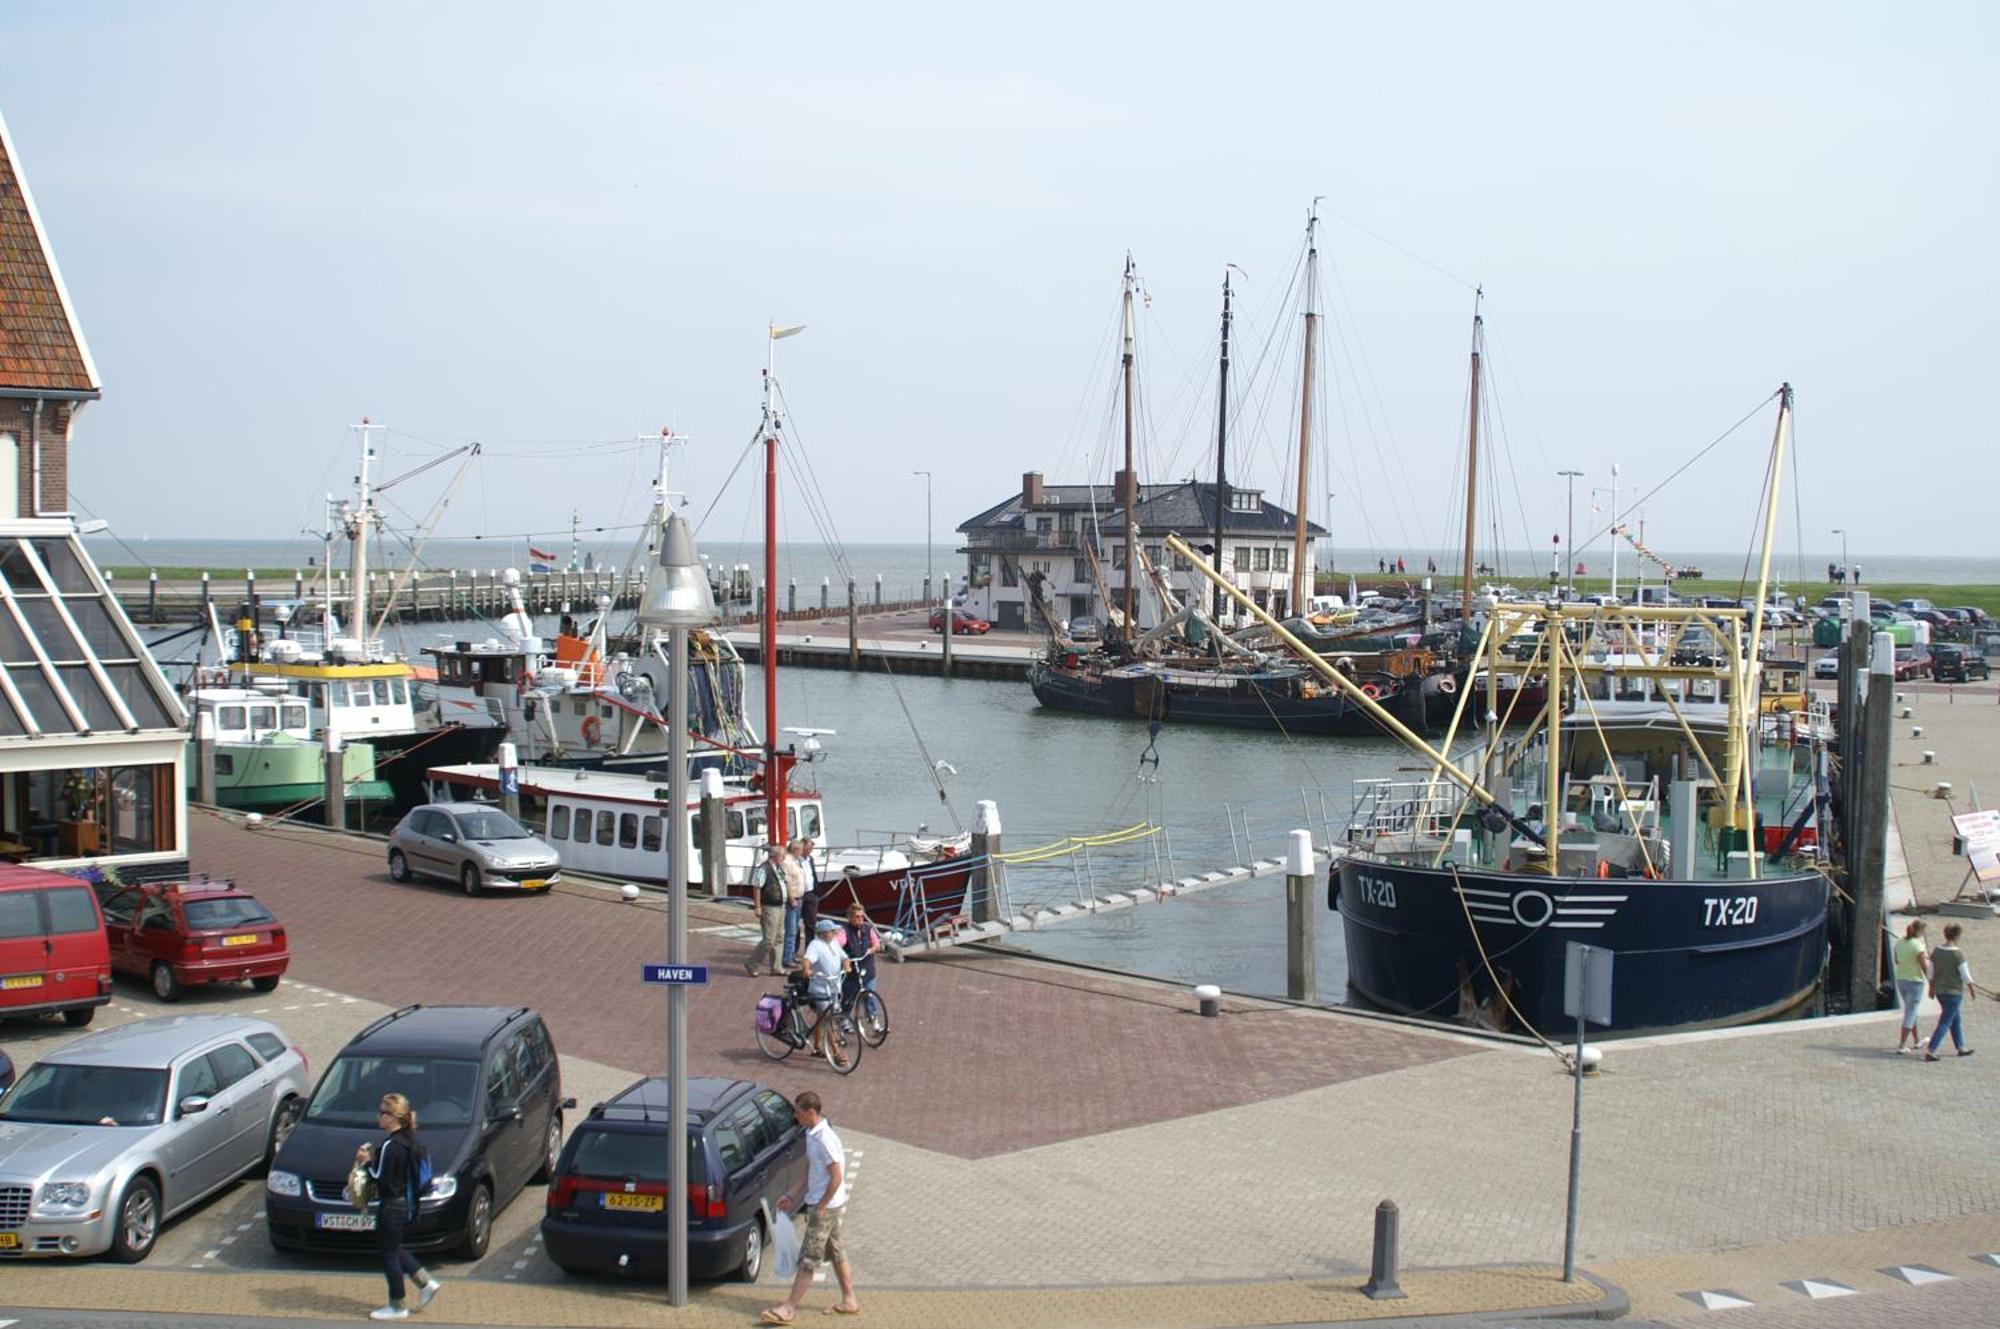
[756,975,863,1075]
[843,972,890,1048]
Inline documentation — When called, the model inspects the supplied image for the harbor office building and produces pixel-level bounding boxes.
[0,113,188,878]
[956,471,1326,631]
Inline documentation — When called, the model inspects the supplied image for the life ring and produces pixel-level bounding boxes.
[1361,683,1383,700]
[581,714,603,746]
[1437,675,1458,695]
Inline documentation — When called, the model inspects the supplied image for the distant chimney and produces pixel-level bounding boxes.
[1115,469,1139,511]
[1022,471,1044,506]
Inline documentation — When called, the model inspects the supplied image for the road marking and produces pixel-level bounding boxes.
[1976,1253,2000,1268]
[220,1234,237,1246]
[237,1222,255,1232]
[1881,1264,1954,1285]
[1782,1279,1855,1299]
[203,1248,222,1260]
[1679,1290,1754,1310]
[512,1258,530,1271]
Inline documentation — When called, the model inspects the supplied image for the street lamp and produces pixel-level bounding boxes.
[635,511,719,1309]
[1831,527,1847,583]
[914,470,933,607]
[1557,470,1584,599]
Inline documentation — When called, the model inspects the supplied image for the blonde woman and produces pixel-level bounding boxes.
[358,1093,440,1321]
[1893,919,1932,1054]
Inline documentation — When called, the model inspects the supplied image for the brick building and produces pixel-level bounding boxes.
[0,111,188,876]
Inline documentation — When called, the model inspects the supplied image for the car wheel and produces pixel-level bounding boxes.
[62,1006,95,1028]
[388,849,411,883]
[461,862,485,898]
[110,1176,160,1263]
[252,975,281,993]
[733,1213,765,1282]
[265,1096,303,1172]
[459,1181,493,1259]
[531,1113,562,1185]
[151,962,183,1002]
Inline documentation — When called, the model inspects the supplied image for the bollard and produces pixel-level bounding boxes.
[1285,829,1316,1002]
[697,768,728,894]
[1899,707,1912,719]
[322,730,346,832]
[969,800,1002,923]
[1361,1200,1406,1299]
[1923,750,1937,765]
[1194,984,1221,1018]
[1912,725,1924,738]
[194,710,218,806]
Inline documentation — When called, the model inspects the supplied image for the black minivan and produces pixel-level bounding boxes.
[541,1077,805,1282]
[266,1005,563,1259]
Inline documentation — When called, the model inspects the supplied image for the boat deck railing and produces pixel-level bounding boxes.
[1343,777,1467,847]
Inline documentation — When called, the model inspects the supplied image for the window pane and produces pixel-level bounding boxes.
[0,610,32,664]
[207,1043,259,1091]
[16,598,75,658]
[0,890,41,939]
[596,813,615,846]
[0,684,24,736]
[0,541,37,591]
[328,685,346,708]
[641,816,662,852]
[392,679,408,704]
[109,768,159,854]
[373,680,391,706]
[220,706,246,729]
[60,597,130,658]
[571,810,590,842]
[112,669,175,729]
[9,663,72,730]
[619,813,637,849]
[249,705,278,730]
[57,665,123,731]
[44,886,99,935]
[549,807,569,841]
[31,540,93,593]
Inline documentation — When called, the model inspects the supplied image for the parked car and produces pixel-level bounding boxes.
[1813,654,1841,680]
[1892,647,1930,681]
[0,1014,309,1261]
[0,1046,13,1093]
[927,607,991,635]
[1896,598,1938,614]
[0,865,113,1027]
[1945,606,1991,626]
[94,879,290,1002]
[1931,644,1992,683]
[267,1004,562,1259]
[386,803,562,897]
[541,1076,805,1283]
[1067,615,1102,642]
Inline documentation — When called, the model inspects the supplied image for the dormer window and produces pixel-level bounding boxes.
[1230,491,1259,512]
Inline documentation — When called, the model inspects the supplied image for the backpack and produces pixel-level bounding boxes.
[388,1136,433,1208]
[759,860,786,907]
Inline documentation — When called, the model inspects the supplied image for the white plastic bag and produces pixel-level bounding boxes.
[770,1205,802,1280]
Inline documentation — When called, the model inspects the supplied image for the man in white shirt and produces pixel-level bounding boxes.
[761,1091,859,1324]
[799,918,850,1063]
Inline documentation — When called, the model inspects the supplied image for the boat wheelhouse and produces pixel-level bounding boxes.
[186,685,391,812]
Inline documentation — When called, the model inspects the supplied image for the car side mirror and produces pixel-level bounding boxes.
[494,1104,523,1124]
[440,832,458,843]
[560,1097,577,1111]
[178,1094,211,1117]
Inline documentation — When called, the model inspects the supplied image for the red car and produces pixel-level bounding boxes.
[94,879,290,1002]
[929,607,991,635]
[1892,648,1931,682]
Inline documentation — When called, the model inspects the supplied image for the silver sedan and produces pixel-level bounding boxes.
[386,801,562,896]
[0,1014,310,1261]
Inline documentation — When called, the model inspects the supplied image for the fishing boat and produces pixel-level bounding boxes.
[1175,386,1833,1036]
[186,685,392,813]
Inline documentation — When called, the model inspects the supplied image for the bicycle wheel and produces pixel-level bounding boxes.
[755,1002,798,1061]
[817,1008,863,1075]
[855,989,889,1047]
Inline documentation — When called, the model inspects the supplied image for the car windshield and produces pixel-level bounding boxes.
[568,1126,708,1184]
[1,1063,168,1126]
[183,897,276,931]
[454,810,531,840]
[306,1056,480,1128]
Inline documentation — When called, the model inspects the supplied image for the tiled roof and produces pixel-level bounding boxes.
[957,479,1325,539]
[0,114,98,395]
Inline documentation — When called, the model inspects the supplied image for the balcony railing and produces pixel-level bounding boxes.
[963,529,1093,554]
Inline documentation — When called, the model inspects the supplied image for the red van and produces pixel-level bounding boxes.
[0,865,114,1026]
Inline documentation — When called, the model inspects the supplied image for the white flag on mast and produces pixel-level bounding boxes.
[770,323,807,340]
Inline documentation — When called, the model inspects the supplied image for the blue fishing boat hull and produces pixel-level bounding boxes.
[1335,856,1829,1036]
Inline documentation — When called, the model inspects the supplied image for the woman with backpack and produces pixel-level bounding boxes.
[359,1092,441,1321]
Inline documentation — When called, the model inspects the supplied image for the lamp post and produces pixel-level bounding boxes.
[1831,527,1847,582]
[914,470,933,608]
[1593,465,1628,601]
[636,511,719,1308]
[1558,470,1584,599]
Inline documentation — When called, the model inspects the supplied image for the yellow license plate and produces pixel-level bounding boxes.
[1,974,43,990]
[521,879,548,891]
[601,1192,663,1212]
[221,934,259,947]
[0,1233,18,1249]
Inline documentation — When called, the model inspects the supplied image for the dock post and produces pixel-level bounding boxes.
[1361,1200,1405,1299]
[820,577,829,617]
[1849,632,1894,1012]
[200,570,210,617]
[787,578,796,616]
[1285,829,1316,1002]
[147,570,158,623]
[970,799,1002,923]
[322,730,346,832]
[498,741,521,823]
[294,569,304,603]
[194,710,217,806]
[847,579,859,671]
[698,768,728,895]
[873,574,882,608]
[923,575,932,606]
[941,602,955,677]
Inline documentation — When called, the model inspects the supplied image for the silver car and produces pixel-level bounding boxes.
[0,1014,310,1261]
[387,802,562,897]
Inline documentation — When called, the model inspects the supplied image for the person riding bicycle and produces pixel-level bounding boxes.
[799,918,852,1061]
[837,904,882,1005]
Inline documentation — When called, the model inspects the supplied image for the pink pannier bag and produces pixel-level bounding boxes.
[756,996,784,1035]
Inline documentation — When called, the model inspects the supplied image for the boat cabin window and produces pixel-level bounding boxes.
[596,812,615,847]
[790,804,822,842]
[250,704,278,731]
[571,809,593,843]
[642,815,662,853]
[327,684,346,709]
[619,813,639,849]
[283,703,308,729]
[548,807,569,841]
[743,806,766,841]
[218,705,246,732]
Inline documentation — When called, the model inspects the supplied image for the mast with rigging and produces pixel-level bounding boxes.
[761,325,805,842]
[1291,204,1321,618]
[1119,255,1139,638]
[1458,291,1484,626]
[1210,269,1236,619]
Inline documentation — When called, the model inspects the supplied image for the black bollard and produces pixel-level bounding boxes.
[1361,1199,1406,1299]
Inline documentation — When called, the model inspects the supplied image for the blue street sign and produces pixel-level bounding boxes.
[641,964,709,986]
[498,767,520,796]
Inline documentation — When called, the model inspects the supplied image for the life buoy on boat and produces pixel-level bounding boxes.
[1437,675,1457,695]
[581,713,603,747]
[1361,683,1383,700]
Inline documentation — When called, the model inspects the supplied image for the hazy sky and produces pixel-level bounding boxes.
[6,3,1993,561]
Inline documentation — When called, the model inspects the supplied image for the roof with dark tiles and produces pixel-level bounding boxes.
[958,479,1325,540]
[0,114,99,396]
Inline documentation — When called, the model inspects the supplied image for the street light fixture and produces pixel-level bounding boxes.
[913,470,934,607]
[1557,470,1584,599]
[636,511,719,1309]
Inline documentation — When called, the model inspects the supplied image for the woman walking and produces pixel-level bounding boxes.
[361,1093,440,1321]
[1925,922,1977,1062]
[1893,919,1931,1054]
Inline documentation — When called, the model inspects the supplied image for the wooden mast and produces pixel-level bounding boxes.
[1211,269,1235,618]
[1720,383,1794,879]
[1458,290,1484,623]
[1119,255,1138,638]
[1291,205,1320,618]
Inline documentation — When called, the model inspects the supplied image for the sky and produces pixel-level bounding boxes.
[5,2,1995,561]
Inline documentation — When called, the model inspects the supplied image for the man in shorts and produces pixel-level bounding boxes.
[761,1091,858,1323]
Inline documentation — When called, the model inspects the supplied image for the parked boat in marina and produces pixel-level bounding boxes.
[185,685,392,812]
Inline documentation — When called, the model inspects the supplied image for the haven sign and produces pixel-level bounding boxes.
[1953,809,2000,884]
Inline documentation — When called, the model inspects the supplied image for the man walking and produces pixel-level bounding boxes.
[792,837,822,945]
[779,839,808,969]
[761,1091,859,1324]
[745,840,787,976]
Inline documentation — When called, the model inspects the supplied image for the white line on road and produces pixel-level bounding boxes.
[203,1248,222,1260]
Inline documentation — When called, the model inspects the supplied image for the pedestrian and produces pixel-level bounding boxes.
[1378,557,1386,574]
[1397,556,1406,574]
[774,840,806,969]
[1925,922,1976,1060]
[1893,919,1931,1054]
[360,1093,440,1321]
[761,1090,859,1324]
[1852,563,1862,586]
[1827,561,1837,584]
[745,842,787,976]
[798,918,852,1062]
[838,902,882,1004]
[792,837,822,945]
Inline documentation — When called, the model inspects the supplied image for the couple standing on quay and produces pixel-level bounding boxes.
[1893,919,1979,1060]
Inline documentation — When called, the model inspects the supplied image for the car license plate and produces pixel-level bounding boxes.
[0,1233,18,1249]
[221,933,260,947]
[521,878,548,891]
[1,973,43,990]
[317,1212,377,1231]
[601,1192,663,1212]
